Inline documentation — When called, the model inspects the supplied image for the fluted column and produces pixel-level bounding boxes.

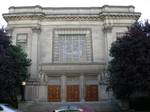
[30,25,41,79]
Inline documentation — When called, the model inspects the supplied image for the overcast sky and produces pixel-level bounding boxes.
[0,0,149,27]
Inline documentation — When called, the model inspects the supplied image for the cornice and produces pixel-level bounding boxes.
[3,13,141,22]
[3,13,44,22]
[40,62,106,66]
[39,62,106,74]
[101,12,141,20]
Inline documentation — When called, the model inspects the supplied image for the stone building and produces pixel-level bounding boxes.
[3,5,140,111]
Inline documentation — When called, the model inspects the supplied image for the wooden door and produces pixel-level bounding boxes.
[85,85,98,101]
[67,85,80,101]
[48,85,61,102]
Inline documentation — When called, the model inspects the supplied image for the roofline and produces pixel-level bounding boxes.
[9,5,135,10]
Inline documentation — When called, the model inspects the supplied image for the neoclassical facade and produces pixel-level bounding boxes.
[3,5,140,106]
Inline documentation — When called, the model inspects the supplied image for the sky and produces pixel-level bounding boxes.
[0,0,150,27]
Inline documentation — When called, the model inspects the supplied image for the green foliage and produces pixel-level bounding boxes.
[0,29,31,107]
[7,45,31,87]
[108,21,150,99]
[130,96,150,110]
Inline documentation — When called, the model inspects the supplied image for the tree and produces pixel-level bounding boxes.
[108,21,150,99]
[0,29,31,107]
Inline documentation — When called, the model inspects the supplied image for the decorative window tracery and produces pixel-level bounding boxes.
[53,29,92,63]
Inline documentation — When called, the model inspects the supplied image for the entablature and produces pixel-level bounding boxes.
[39,62,106,74]
[3,5,141,22]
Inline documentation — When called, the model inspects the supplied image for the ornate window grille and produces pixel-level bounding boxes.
[53,29,92,63]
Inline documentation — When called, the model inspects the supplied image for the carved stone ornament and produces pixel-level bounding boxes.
[5,27,13,36]
[38,71,47,82]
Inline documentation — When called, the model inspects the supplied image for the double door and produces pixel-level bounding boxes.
[47,84,98,102]
[48,85,61,102]
[48,85,80,102]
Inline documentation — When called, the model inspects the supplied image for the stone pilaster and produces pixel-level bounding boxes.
[37,71,47,101]
[98,74,101,101]
[61,75,66,102]
[30,25,41,79]
[103,24,112,62]
[99,72,110,100]
[80,74,85,102]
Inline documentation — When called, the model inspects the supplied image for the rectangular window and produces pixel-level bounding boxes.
[16,33,28,51]
[53,29,92,63]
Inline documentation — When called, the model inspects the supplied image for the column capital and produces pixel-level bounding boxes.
[32,25,41,33]
[6,26,13,36]
[103,24,112,33]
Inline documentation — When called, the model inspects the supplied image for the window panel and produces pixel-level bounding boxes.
[16,34,28,52]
